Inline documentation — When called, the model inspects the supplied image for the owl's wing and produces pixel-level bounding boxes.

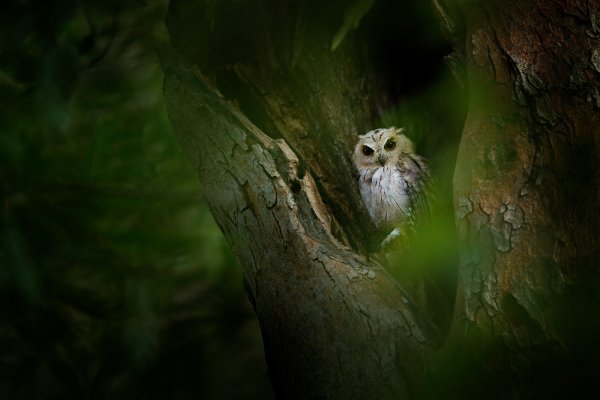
[402,154,433,231]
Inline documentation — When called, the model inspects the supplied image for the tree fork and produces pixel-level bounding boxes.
[161,2,438,396]
[163,0,600,397]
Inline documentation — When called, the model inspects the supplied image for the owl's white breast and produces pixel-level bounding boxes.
[359,166,411,229]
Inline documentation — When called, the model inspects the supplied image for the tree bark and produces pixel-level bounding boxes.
[162,1,437,398]
[163,0,600,398]
[433,0,600,397]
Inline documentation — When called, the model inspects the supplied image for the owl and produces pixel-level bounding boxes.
[353,127,431,247]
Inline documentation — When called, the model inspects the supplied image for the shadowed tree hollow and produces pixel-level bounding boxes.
[163,0,600,398]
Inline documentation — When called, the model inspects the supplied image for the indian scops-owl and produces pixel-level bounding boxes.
[353,127,431,247]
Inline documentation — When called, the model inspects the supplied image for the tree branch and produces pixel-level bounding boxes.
[163,47,436,398]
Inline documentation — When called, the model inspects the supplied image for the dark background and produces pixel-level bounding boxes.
[0,1,462,398]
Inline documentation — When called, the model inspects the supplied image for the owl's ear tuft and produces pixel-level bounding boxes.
[393,127,406,135]
[397,134,415,153]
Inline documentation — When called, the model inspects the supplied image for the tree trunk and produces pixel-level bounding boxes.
[163,0,600,398]
[433,0,600,397]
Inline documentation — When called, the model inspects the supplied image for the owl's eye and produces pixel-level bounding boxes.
[362,146,374,156]
[384,140,396,151]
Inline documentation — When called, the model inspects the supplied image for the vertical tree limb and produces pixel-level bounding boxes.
[434,0,600,396]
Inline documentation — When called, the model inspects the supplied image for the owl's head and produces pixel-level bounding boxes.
[353,127,414,171]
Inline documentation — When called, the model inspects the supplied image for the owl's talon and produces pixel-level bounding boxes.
[380,228,406,251]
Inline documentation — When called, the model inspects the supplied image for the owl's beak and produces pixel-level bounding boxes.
[377,155,386,166]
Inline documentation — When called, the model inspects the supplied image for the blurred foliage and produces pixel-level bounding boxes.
[369,0,465,336]
[0,1,272,399]
[381,72,465,339]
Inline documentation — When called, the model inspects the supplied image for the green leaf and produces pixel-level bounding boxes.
[331,0,376,50]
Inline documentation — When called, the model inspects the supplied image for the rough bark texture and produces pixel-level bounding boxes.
[162,1,437,398]
[433,0,600,397]
[163,0,600,398]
